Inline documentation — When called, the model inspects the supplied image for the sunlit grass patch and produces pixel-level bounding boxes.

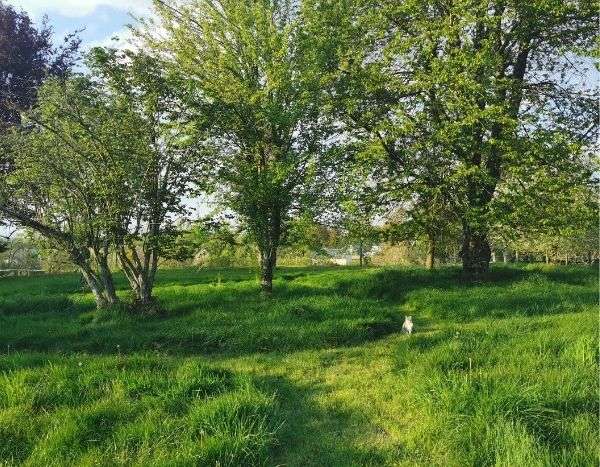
[0,354,278,466]
[391,312,598,466]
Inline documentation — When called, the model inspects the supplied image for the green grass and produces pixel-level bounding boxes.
[0,264,597,466]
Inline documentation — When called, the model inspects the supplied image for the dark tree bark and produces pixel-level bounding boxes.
[260,246,277,294]
[258,207,281,295]
[461,223,491,277]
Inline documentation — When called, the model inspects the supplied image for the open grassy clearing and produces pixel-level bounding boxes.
[0,265,597,466]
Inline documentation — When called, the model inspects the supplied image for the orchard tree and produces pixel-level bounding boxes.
[0,49,199,310]
[0,77,138,307]
[89,47,201,309]
[306,0,598,277]
[149,0,327,293]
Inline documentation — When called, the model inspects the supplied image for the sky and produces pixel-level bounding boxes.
[7,0,153,49]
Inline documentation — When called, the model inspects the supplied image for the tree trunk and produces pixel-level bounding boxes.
[515,251,519,262]
[258,205,281,295]
[117,247,156,310]
[461,223,491,278]
[425,233,435,270]
[96,252,118,305]
[503,250,508,263]
[260,247,276,294]
[137,279,153,306]
[85,278,108,308]
[545,252,549,264]
[491,251,496,263]
[79,266,110,309]
[358,240,364,267]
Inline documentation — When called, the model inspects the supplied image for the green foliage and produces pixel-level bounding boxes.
[8,75,142,242]
[148,0,330,290]
[0,73,143,305]
[283,215,338,256]
[0,235,40,272]
[0,45,202,306]
[306,0,598,274]
[491,132,598,260]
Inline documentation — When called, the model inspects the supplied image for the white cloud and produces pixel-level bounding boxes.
[85,26,135,50]
[8,0,152,18]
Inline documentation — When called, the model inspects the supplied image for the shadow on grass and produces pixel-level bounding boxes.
[256,375,391,467]
[0,274,404,356]
[0,352,395,466]
[0,265,595,357]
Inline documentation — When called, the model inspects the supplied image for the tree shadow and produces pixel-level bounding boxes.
[339,266,596,321]
[0,271,405,355]
[0,265,595,357]
[255,375,395,466]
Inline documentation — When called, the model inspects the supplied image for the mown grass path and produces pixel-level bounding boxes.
[0,265,597,465]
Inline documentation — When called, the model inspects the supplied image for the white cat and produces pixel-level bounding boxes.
[402,316,413,334]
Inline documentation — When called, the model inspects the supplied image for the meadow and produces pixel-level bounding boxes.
[0,265,597,466]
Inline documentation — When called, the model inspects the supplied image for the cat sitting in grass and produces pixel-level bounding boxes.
[402,316,413,335]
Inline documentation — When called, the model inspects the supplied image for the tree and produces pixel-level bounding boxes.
[0,48,199,310]
[0,1,79,128]
[149,0,327,293]
[0,77,133,307]
[307,0,598,277]
[89,47,201,309]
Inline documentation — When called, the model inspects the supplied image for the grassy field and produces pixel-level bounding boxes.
[0,265,597,466]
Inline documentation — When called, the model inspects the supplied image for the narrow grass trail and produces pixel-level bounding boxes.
[216,335,406,465]
[0,265,597,465]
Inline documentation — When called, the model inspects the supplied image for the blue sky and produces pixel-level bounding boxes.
[7,0,152,48]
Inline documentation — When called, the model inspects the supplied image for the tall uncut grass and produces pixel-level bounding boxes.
[0,264,597,466]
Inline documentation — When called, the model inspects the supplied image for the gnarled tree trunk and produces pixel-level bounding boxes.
[75,252,119,309]
[118,244,159,310]
[94,247,118,306]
